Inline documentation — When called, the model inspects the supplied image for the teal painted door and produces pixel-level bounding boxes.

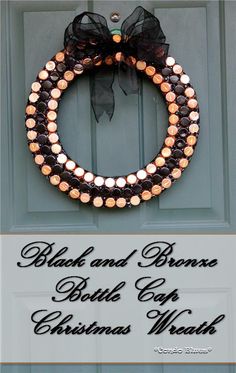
[1,0,236,234]
[1,2,236,373]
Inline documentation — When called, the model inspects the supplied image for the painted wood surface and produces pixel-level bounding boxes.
[1,0,236,233]
[1,1,236,372]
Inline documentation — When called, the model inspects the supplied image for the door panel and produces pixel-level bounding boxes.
[1,0,236,233]
[1,364,235,373]
[1,2,236,372]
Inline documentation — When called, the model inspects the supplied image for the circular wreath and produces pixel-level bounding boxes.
[25,7,199,209]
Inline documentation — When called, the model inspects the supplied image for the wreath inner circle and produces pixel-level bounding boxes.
[25,39,199,208]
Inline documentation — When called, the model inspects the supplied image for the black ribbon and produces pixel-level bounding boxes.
[64,6,169,122]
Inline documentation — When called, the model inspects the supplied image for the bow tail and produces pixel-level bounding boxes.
[118,61,139,95]
[91,67,115,122]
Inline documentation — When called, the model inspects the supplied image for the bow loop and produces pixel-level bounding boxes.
[64,11,112,60]
[121,6,169,66]
[64,7,169,122]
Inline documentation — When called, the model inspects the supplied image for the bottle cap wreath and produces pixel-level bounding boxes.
[25,7,199,209]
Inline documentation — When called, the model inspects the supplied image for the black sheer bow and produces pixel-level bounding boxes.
[64,6,169,122]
